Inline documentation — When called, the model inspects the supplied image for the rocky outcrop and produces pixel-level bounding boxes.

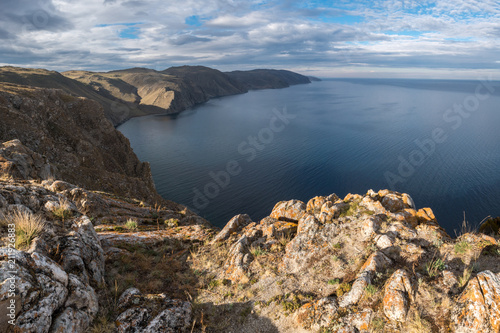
[1,163,499,333]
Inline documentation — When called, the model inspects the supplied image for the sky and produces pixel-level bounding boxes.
[1,0,500,78]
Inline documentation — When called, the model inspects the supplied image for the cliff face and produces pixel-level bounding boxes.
[0,83,167,206]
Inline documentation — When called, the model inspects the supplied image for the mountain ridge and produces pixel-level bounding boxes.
[0,65,311,126]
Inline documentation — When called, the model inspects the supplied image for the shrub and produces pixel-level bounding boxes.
[364,284,379,297]
[124,219,138,230]
[11,210,46,249]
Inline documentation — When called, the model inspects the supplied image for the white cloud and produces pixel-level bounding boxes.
[0,0,499,77]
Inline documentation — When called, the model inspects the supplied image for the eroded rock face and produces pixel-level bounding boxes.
[0,140,56,181]
[452,270,500,333]
[0,248,99,333]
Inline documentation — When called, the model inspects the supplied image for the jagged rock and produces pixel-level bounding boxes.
[319,201,347,223]
[339,251,392,308]
[383,269,416,322]
[262,220,297,239]
[339,309,373,332]
[452,270,500,333]
[142,300,192,333]
[59,216,105,286]
[115,308,151,333]
[360,196,388,215]
[375,234,394,249]
[212,214,252,243]
[270,199,306,222]
[223,235,254,281]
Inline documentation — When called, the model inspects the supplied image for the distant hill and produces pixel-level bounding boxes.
[308,76,322,82]
[0,65,311,126]
[225,69,311,89]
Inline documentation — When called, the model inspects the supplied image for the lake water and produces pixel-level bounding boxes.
[118,79,500,235]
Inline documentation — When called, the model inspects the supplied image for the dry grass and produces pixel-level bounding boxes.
[405,310,432,333]
[124,219,138,230]
[51,197,73,220]
[88,315,114,333]
[10,210,46,249]
[458,267,472,288]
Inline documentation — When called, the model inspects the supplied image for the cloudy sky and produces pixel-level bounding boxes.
[1,0,500,78]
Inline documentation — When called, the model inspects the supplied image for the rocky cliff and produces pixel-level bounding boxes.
[0,66,311,127]
[0,83,171,206]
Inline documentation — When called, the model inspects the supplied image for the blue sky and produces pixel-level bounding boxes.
[1,0,500,78]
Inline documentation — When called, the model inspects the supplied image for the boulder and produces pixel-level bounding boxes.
[270,200,306,222]
[383,269,416,322]
[452,270,500,332]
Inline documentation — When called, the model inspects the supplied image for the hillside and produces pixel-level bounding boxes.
[0,67,143,125]
[0,66,311,126]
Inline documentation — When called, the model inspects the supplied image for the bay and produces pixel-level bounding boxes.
[118,79,500,234]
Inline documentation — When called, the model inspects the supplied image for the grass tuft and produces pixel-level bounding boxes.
[124,219,138,230]
[11,210,46,249]
[454,240,471,254]
[426,257,446,278]
[51,197,73,220]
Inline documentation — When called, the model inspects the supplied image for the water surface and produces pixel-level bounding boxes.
[118,79,500,234]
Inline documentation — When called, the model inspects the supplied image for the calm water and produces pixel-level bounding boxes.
[118,79,500,235]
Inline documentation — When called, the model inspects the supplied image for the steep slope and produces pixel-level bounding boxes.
[0,67,142,125]
[225,69,311,89]
[0,83,171,206]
